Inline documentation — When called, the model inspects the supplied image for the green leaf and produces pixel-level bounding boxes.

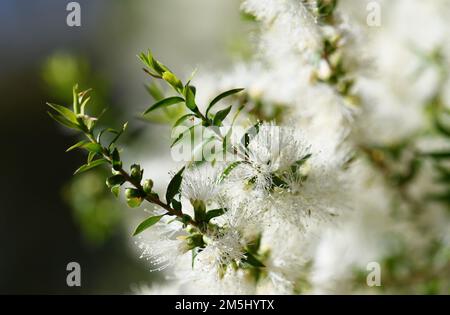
[109,122,128,149]
[111,185,120,198]
[67,141,102,154]
[72,84,80,114]
[171,199,182,212]
[97,127,118,143]
[434,116,450,137]
[111,148,122,171]
[166,167,185,204]
[423,151,450,159]
[185,85,197,111]
[66,140,89,152]
[47,111,81,131]
[243,252,265,268]
[271,175,287,188]
[170,124,199,148]
[83,143,103,154]
[133,215,165,236]
[206,208,225,221]
[241,121,261,150]
[47,103,77,123]
[219,161,243,182]
[79,95,91,115]
[206,88,244,117]
[192,247,200,269]
[173,114,196,128]
[139,50,168,75]
[213,105,232,126]
[74,158,108,175]
[79,115,98,132]
[143,96,185,115]
[290,154,312,173]
[162,72,183,91]
[87,151,97,164]
[106,174,126,188]
[145,82,164,101]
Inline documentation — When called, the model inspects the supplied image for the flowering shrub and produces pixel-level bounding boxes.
[48,0,450,294]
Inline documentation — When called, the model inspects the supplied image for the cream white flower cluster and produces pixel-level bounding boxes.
[136,0,450,294]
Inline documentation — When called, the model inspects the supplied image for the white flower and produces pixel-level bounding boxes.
[136,219,189,272]
[180,164,221,202]
[196,227,246,272]
[236,123,311,193]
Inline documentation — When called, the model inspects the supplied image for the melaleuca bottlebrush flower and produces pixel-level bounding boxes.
[136,218,190,272]
[180,163,221,202]
[234,123,311,193]
[274,164,347,229]
[241,0,321,54]
[196,227,246,273]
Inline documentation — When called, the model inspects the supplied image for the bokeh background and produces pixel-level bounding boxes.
[0,0,249,294]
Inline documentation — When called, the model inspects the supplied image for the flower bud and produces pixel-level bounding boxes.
[142,179,154,194]
[130,164,142,181]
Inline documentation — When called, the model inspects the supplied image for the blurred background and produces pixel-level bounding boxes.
[0,0,249,294]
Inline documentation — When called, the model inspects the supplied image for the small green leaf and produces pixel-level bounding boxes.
[206,88,244,117]
[143,96,185,115]
[47,103,77,123]
[290,154,312,173]
[87,151,97,164]
[213,105,232,126]
[170,124,199,148]
[111,148,122,171]
[79,115,97,132]
[82,142,103,154]
[243,252,265,268]
[192,247,200,269]
[74,158,108,175]
[166,167,185,204]
[47,111,81,131]
[106,175,126,188]
[219,161,243,182]
[72,84,80,114]
[66,140,89,152]
[145,82,164,101]
[423,151,450,159]
[173,114,196,128]
[125,188,143,199]
[79,96,91,116]
[162,72,183,91]
[97,128,117,142]
[139,50,168,75]
[206,208,225,221]
[271,175,287,188]
[109,122,128,149]
[185,85,197,111]
[133,215,165,236]
[241,121,261,150]
[434,116,450,137]
[171,199,182,212]
[111,185,120,198]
